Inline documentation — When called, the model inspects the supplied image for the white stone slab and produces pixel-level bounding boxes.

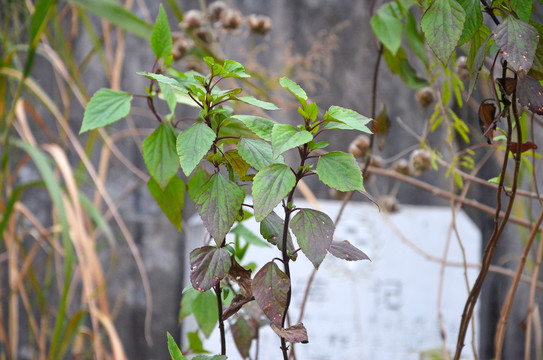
[184,199,481,360]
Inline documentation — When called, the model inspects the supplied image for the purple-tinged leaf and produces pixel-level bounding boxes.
[329,241,371,261]
[228,259,253,298]
[223,294,254,320]
[252,164,296,222]
[517,76,543,114]
[421,0,465,65]
[194,173,244,245]
[270,323,309,344]
[493,16,539,74]
[190,246,232,292]
[260,211,297,259]
[290,209,334,269]
[231,316,258,358]
[252,262,289,326]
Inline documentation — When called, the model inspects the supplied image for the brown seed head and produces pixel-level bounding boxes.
[415,87,435,108]
[409,149,432,175]
[183,9,204,29]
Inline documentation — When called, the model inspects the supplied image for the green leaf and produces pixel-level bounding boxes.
[143,123,179,189]
[222,59,251,78]
[457,0,483,45]
[187,165,211,203]
[238,138,284,170]
[371,2,403,55]
[194,174,245,244]
[192,291,218,338]
[382,47,429,89]
[151,4,172,58]
[177,122,216,176]
[260,211,297,258]
[25,0,55,76]
[190,246,232,291]
[231,115,277,141]
[512,0,532,22]
[316,152,364,191]
[80,89,132,133]
[467,27,492,97]
[167,332,187,360]
[251,262,290,326]
[324,106,373,133]
[329,241,371,261]
[279,77,308,101]
[290,209,334,269]
[493,16,539,74]
[69,0,153,40]
[421,0,466,65]
[252,164,296,222]
[235,96,279,110]
[192,355,227,360]
[405,12,429,67]
[148,176,184,231]
[160,82,177,114]
[271,124,313,158]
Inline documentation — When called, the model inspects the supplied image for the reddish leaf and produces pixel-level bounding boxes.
[228,259,253,298]
[496,77,518,95]
[251,262,289,326]
[223,294,254,320]
[478,99,498,144]
[517,76,543,114]
[190,246,232,292]
[290,209,335,269]
[270,322,309,344]
[509,141,538,153]
[260,211,297,259]
[231,316,258,358]
[329,240,371,261]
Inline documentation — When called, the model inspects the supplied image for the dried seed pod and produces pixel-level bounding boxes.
[247,14,272,35]
[392,158,411,176]
[415,87,435,108]
[377,195,398,213]
[409,149,431,175]
[221,8,243,30]
[183,9,204,29]
[171,33,190,60]
[195,28,212,44]
[455,56,469,80]
[349,142,364,158]
[208,1,227,20]
[369,155,384,168]
[353,134,371,155]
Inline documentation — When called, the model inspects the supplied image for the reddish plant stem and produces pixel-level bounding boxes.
[214,284,226,355]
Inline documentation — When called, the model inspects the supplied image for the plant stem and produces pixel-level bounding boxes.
[279,145,309,359]
[214,284,226,356]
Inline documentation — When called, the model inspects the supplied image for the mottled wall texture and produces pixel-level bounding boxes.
[8,0,543,359]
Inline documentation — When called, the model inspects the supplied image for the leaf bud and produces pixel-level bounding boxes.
[415,87,435,108]
[409,149,431,175]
